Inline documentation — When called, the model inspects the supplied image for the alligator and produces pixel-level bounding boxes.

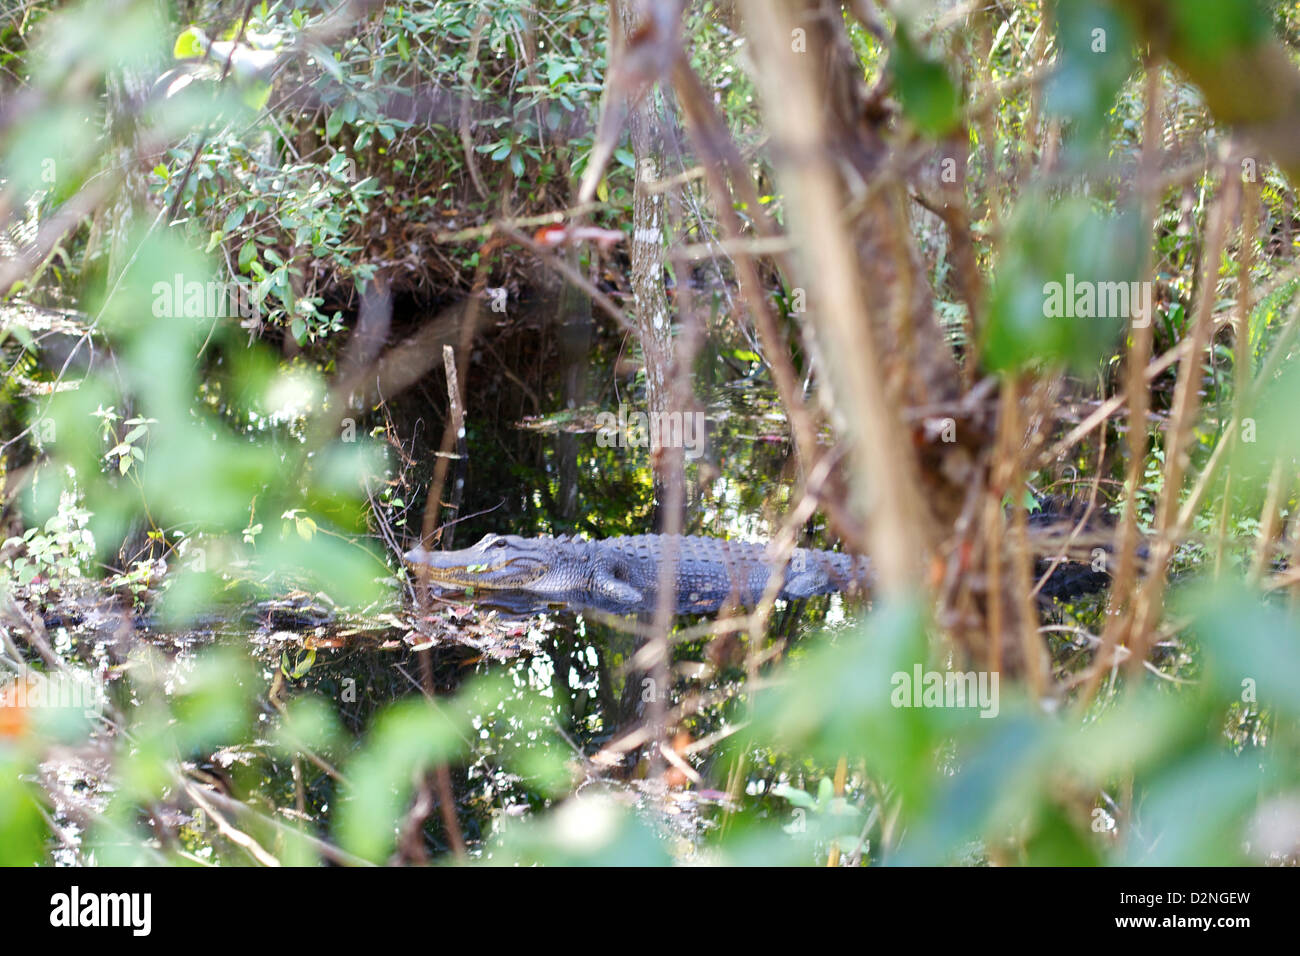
[403,533,873,615]
[403,498,1138,616]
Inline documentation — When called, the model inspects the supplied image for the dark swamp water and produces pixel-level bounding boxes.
[30,293,869,864]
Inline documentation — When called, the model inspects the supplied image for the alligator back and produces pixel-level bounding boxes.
[594,534,870,609]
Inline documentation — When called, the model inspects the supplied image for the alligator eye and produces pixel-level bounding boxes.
[490,539,508,549]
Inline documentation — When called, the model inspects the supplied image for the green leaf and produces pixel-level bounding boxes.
[1044,1,1136,149]
[742,597,947,807]
[325,109,344,140]
[169,646,257,755]
[891,27,960,137]
[545,58,572,87]
[281,646,316,680]
[1165,0,1271,65]
[272,695,342,757]
[334,698,468,862]
[1180,580,1300,715]
[982,194,1142,373]
[0,760,48,865]
[9,323,35,351]
[491,793,673,866]
[241,81,272,113]
[173,26,207,60]
[221,205,246,233]
[1022,804,1103,867]
[1123,751,1264,866]
[772,783,819,810]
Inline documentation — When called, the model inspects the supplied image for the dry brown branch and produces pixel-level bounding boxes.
[668,53,854,539]
[459,12,493,201]
[1085,66,1165,701]
[743,0,926,592]
[181,779,281,867]
[1127,174,1237,672]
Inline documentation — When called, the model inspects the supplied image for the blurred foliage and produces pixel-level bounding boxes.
[983,195,1143,372]
[891,25,961,138]
[0,0,1299,869]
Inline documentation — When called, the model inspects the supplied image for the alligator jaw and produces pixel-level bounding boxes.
[403,534,551,590]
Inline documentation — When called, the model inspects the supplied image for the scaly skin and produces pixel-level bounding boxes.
[404,502,1136,614]
[403,533,872,612]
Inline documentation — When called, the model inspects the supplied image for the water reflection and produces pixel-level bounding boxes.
[43,297,854,861]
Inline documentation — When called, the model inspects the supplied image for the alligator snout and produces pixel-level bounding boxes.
[403,546,431,566]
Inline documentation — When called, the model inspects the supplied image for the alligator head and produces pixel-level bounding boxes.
[403,534,558,590]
